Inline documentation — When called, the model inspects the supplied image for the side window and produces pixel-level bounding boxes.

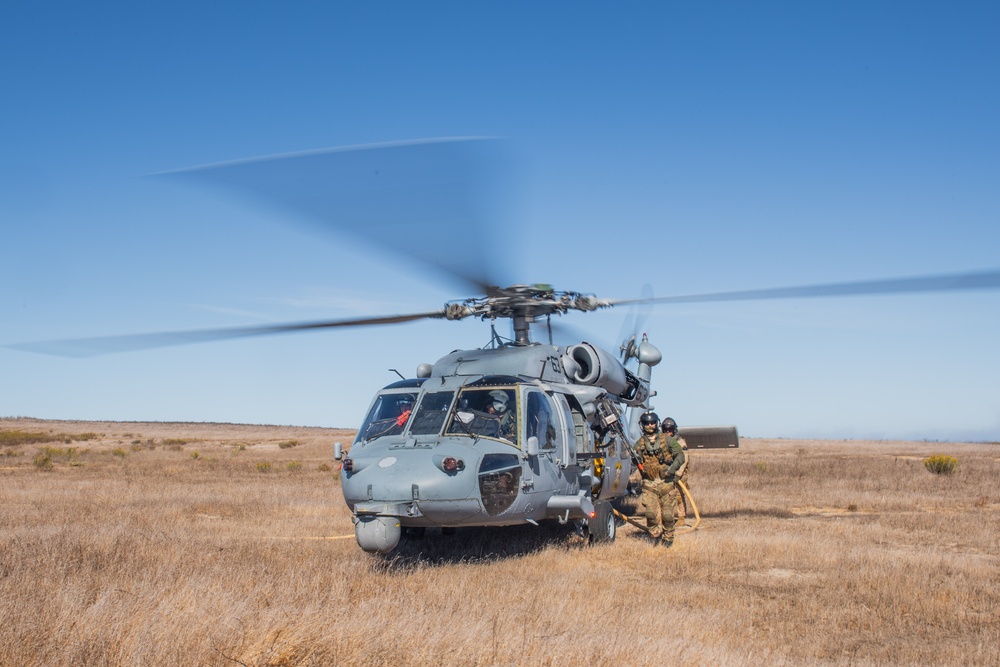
[554,394,579,465]
[525,391,556,450]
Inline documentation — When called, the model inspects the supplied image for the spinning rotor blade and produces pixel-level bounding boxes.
[7,311,445,358]
[607,269,1000,308]
[616,283,654,359]
[158,138,517,295]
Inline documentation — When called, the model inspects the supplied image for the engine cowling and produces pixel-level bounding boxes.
[563,342,629,396]
[562,342,649,407]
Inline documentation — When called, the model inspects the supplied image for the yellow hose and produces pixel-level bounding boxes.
[612,507,650,532]
[675,478,701,534]
[611,479,701,536]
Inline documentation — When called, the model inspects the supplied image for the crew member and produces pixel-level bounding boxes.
[635,411,685,545]
[662,417,690,524]
[487,390,517,441]
[395,397,414,428]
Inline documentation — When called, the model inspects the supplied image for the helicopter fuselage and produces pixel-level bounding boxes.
[340,343,649,553]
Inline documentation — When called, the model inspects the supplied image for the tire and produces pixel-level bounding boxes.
[589,499,617,543]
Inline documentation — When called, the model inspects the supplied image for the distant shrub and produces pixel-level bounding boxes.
[33,453,53,471]
[0,430,100,447]
[0,430,54,447]
[753,461,768,473]
[190,452,201,460]
[278,440,300,449]
[163,438,191,446]
[286,461,302,472]
[111,448,128,459]
[256,462,272,473]
[923,455,958,475]
[317,463,331,473]
[41,446,80,463]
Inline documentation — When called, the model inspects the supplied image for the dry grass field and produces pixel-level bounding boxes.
[1,417,997,666]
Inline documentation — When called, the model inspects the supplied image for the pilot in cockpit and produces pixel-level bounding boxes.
[486,390,516,441]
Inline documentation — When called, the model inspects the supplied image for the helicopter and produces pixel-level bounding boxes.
[9,138,1000,554]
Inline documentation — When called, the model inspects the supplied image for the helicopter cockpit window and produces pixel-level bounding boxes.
[356,392,417,443]
[446,387,518,444]
[525,390,556,450]
[408,391,456,435]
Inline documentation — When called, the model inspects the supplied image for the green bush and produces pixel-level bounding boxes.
[923,454,958,475]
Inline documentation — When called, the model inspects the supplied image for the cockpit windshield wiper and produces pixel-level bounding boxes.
[450,410,482,443]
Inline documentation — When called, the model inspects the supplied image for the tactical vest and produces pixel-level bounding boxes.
[637,433,674,481]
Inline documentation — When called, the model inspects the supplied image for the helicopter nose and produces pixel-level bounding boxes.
[342,446,484,526]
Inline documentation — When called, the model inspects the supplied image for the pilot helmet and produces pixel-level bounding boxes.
[639,411,659,433]
[661,417,678,434]
[489,390,509,414]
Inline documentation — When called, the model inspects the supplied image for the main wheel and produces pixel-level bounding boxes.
[588,499,617,543]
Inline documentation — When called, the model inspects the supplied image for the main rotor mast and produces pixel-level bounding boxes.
[443,284,610,345]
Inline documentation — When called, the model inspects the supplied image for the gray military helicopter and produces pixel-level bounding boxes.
[335,285,667,553]
[10,138,1000,555]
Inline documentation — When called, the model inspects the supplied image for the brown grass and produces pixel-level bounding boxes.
[0,418,997,666]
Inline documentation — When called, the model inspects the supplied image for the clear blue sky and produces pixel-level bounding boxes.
[2,2,998,440]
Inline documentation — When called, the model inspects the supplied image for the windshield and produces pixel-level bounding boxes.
[409,391,456,435]
[446,387,518,444]
[356,392,417,443]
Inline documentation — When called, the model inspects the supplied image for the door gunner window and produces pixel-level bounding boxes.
[525,391,556,450]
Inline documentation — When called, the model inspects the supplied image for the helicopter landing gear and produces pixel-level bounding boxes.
[588,499,617,543]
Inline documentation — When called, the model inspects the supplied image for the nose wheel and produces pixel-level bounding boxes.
[587,499,617,543]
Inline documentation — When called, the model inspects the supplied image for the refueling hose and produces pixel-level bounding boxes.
[675,478,701,534]
[611,478,701,536]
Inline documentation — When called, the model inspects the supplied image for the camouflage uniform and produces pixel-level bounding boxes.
[674,436,690,524]
[636,432,686,543]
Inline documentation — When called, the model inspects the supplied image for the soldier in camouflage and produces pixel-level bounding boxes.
[662,417,690,525]
[635,412,686,545]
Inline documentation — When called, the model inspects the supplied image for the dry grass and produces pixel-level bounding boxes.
[1,418,997,666]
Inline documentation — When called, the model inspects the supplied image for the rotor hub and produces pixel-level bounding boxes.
[443,285,610,344]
